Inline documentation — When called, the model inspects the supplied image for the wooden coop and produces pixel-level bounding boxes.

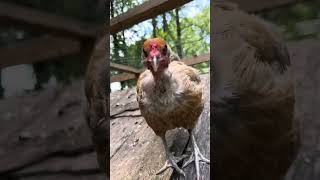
[0,0,319,180]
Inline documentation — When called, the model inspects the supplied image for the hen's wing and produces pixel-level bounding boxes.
[84,36,108,175]
[213,2,293,102]
[136,70,151,105]
[212,3,299,180]
[169,61,203,105]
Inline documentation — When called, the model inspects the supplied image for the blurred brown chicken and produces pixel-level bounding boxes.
[84,36,108,177]
[136,38,210,179]
[212,2,300,180]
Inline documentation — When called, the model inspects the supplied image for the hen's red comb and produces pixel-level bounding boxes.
[143,38,166,54]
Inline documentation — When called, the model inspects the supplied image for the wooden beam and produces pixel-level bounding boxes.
[110,0,303,35]
[0,36,80,69]
[110,53,210,82]
[229,0,304,12]
[0,2,103,40]
[110,0,192,34]
[110,63,142,75]
[183,53,210,66]
[111,73,137,83]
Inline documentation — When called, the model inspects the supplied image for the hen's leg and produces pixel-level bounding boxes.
[183,129,210,180]
[156,135,186,177]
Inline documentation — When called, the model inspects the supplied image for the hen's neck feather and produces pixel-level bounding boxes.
[153,69,174,94]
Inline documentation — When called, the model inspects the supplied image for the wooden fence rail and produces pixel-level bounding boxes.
[110,53,209,83]
[0,2,102,40]
[110,0,191,34]
[0,36,80,69]
[0,0,304,70]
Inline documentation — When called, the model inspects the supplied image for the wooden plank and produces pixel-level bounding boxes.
[0,36,80,69]
[111,73,137,83]
[13,152,99,177]
[110,0,303,35]
[110,53,210,82]
[0,2,103,40]
[110,0,192,34]
[229,0,303,12]
[110,63,142,74]
[183,53,210,66]
[0,123,93,175]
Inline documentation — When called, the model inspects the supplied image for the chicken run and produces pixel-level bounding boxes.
[106,2,300,180]
[2,0,320,180]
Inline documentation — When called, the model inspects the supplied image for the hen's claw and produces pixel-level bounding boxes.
[156,160,172,175]
[156,136,188,177]
[156,155,187,176]
[183,131,210,180]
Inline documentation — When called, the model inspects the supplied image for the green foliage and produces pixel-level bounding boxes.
[259,0,320,40]
[110,2,210,89]
[181,6,210,57]
[156,7,210,57]
[126,38,146,69]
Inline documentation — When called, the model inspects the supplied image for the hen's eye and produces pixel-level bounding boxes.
[162,45,168,55]
[143,49,148,57]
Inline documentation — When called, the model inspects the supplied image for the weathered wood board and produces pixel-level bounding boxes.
[110,74,210,180]
[0,81,105,179]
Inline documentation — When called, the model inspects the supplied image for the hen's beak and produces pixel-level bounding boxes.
[151,56,159,72]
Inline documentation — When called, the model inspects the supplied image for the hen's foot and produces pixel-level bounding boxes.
[156,154,188,176]
[183,131,210,180]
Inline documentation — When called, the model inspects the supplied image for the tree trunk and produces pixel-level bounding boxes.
[111,1,120,62]
[163,13,168,32]
[175,8,183,58]
[152,18,157,38]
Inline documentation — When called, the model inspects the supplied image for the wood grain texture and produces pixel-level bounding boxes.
[111,73,137,83]
[110,63,141,74]
[0,81,105,179]
[0,36,79,69]
[0,2,102,40]
[110,0,191,34]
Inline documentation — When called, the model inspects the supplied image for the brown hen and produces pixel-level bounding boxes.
[84,36,108,177]
[212,2,300,180]
[136,38,210,179]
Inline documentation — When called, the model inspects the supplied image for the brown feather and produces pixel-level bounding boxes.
[143,37,167,53]
[137,61,203,136]
[212,2,299,180]
[84,36,108,175]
